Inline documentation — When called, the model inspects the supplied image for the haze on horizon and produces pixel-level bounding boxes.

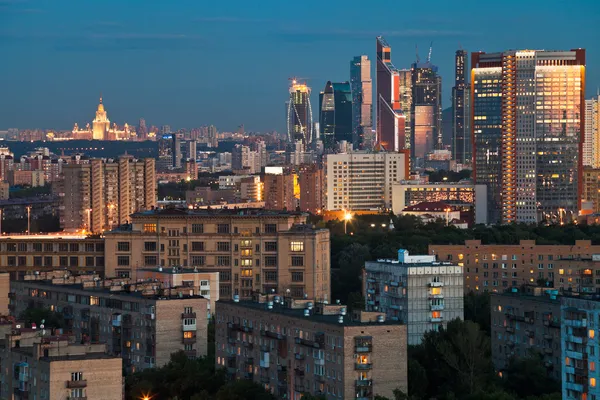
[0,0,598,132]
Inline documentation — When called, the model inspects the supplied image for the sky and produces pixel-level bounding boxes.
[0,0,599,133]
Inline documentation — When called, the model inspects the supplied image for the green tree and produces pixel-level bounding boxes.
[215,380,276,400]
[19,307,65,329]
[332,242,371,303]
[503,352,560,398]
[464,291,491,334]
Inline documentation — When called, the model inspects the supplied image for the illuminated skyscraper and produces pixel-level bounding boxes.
[350,55,373,149]
[411,55,442,164]
[287,79,313,146]
[584,94,600,168]
[472,49,585,224]
[319,81,335,148]
[452,50,470,164]
[376,36,406,152]
[319,81,352,150]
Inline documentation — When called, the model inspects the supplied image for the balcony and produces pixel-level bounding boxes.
[525,330,535,338]
[227,367,237,375]
[314,358,325,366]
[505,313,525,322]
[428,293,444,300]
[389,304,402,310]
[315,374,325,383]
[367,289,376,295]
[505,326,515,333]
[66,380,87,389]
[543,319,560,329]
[564,381,584,392]
[566,350,585,360]
[355,379,373,387]
[294,353,305,361]
[294,337,321,349]
[355,345,372,353]
[183,321,196,331]
[184,350,196,358]
[260,359,269,369]
[294,367,305,376]
[430,317,443,323]
[183,335,196,345]
[8,292,16,299]
[261,330,285,340]
[294,384,306,393]
[429,281,444,287]
[565,319,587,328]
[260,375,270,384]
[243,341,254,350]
[543,334,553,341]
[544,348,553,355]
[431,304,444,311]
[355,363,372,370]
[182,312,196,319]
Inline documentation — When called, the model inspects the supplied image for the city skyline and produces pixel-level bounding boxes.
[0,0,598,133]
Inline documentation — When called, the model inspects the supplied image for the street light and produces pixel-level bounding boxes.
[445,208,451,227]
[86,208,92,232]
[0,208,3,235]
[26,206,31,234]
[344,212,352,234]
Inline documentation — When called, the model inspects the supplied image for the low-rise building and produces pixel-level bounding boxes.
[0,331,122,400]
[490,287,561,381]
[215,295,407,400]
[561,294,600,400]
[10,273,209,372]
[0,181,9,200]
[364,249,464,345]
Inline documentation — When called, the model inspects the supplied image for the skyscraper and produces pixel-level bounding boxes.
[319,81,352,150]
[376,36,406,152]
[172,133,182,168]
[472,49,585,224]
[287,79,313,146]
[350,55,373,149]
[452,50,470,165]
[411,55,442,165]
[584,94,600,168]
[138,118,148,141]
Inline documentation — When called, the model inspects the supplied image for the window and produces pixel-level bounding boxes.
[184,331,194,339]
[219,271,231,281]
[33,243,42,252]
[59,243,68,252]
[67,256,77,266]
[33,256,42,267]
[18,243,27,252]
[85,256,94,267]
[290,242,304,252]
[144,242,157,252]
[6,243,16,252]
[44,243,54,252]
[191,242,204,251]
[265,242,277,252]
[191,256,205,266]
[217,242,230,252]
[44,256,52,266]
[431,288,441,295]
[591,330,596,339]
[144,256,158,266]
[217,224,230,234]
[216,256,230,266]
[265,271,277,282]
[191,223,204,233]
[264,256,277,267]
[90,296,99,306]
[85,243,95,252]
[241,269,252,277]
[265,224,277,233]
[117,242,130,252]
[71,372,83,381]
[59,256,68,266]
[143,224,157,233]
[168,229,180,237]
[241,259,252,267]
[117,256,130,266]
[291,256,304,267]
[292,272,303,282]
[592,378,597,387]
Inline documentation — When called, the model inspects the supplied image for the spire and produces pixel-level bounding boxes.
[99,93,103,104]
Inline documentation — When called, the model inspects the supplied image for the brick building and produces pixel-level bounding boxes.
[215,296,407,400]
[104,208,330,301]
[429,240,600,293]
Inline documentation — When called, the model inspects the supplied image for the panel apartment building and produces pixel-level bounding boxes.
[10,274,210,372]
[104,207,331,301]
[0,331,122,400]
[58,155,156,233]
[216,296,407,400]
[364,249,464,345]
[429,240,600,293]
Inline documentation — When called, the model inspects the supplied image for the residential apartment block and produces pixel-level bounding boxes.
[216,296,407,400]
[0,331,122,400]
[10,273,209,372]
[58,155,156,233]
[490,287,561,381]
[364,249,464,344]
[429,240,600,293]
[103,208,330,301]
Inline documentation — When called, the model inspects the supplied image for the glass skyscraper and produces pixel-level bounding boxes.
[287,80,313,146]
[350,55,373,149]
[411,60,442,165]
[452,49,470,165]
[319,81,352,150]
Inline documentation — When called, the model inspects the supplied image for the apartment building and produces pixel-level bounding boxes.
[104,207,330,301]
[298,164,324,214]
[58,155,156,233]
[429,240,600,293]
[490,287,561,381]
[215,296,407,400]
[0,235,105,279]
[0,331,122,400]
[325,151,409,211]
[364,249,464,345]
[10,274,209,372]
[561,294,600,400]
[264,170,296,211]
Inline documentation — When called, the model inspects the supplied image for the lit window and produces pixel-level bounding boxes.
[498,305,502,312]
[431,288,441,295]
[290,242,304,252]
[184,331,194,339]
[591,378,596,387]
[432,311,441,318]
[458,254,464,260]
[559,269,564,275]
[590,330,595,339]
[143,224,157,233]
[566,357,570,366]
[591,362,596,372]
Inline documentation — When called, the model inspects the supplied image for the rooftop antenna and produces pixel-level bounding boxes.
[415,45,420,63]
[427,42,433,63]
[458,42,464,51]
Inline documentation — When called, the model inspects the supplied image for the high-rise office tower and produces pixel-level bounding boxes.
[584,94,600,168]
[472,49,585,224]
[287,79,313,146]
[161,125,171,134]
[186,140,197,161]
[172,134,182,168]
[59,156,156,233]
[376,36,406,152]
[411,55,442,164]
[351,55,373,149]
[452,50,470,164]
[398,69,413,151]
[138,118,148,140]
[318,81,352,150]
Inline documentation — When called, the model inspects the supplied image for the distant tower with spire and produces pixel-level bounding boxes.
[92,95,110,140]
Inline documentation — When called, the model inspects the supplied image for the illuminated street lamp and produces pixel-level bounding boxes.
[445,208,451,227]
[26,206,31,234]
[344,212,352,234]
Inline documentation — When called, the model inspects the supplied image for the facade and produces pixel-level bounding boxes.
[429,240,600,293]
[583,167,600,214]
[452,49,470,164]
[215,297,407,400]
[0,273,8,315]
[472,50,586,224]
[411,59,442,164]
[58,155,156,233]
[72,96,133,140]
[561,294,600,400]
[7,170,45,187]
[376,36,406,152]
[0,332,122,400]
[490,288,561,381]
[584,94,600,168]
[318,81,353,149]
[10,275,210,372]
[287,80,313,146]
[232,144,263,174]
[350,55,373,149]
[364,250,464,344]
[0,235,104,280]
[172,133,182,168]
[264,171,296,211]
[298,164,324,214]
[391,181,488,225]
[103,208,331,301]
[325,151,409,211]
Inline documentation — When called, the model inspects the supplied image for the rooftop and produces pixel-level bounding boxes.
[403,201,455,212]
[130,207,307,218]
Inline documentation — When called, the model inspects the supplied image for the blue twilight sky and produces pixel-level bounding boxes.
[0,0,598,133]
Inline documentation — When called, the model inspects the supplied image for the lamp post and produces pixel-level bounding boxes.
[445,208,451,227]
[344,212,352,234]
[0,208,3,235]
[26,206,31,234]
[86,208,92,233]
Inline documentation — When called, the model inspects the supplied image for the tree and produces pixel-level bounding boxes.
[215,380,276,400]
[20,307,65,329]
[464,291,491,333]
[331,242,371,303]
[503,352,560,398]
